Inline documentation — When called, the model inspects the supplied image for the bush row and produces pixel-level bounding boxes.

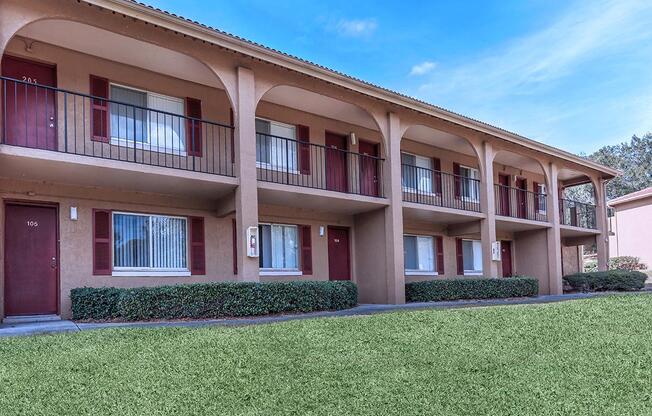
[583,256,647,273]
[405,277,539,303]
[563,270,647,292]
[71,281,358,321]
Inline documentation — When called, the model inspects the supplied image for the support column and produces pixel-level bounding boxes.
[594,178,609,271]
[479,141,499,277]
[234,67,259,281]
[546,162,563,294]
[384,112,405,303]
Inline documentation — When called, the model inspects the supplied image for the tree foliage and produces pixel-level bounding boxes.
[566,133,652,202]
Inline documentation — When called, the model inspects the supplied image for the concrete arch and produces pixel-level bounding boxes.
[492,149,551,189]
[254,82,388,155]
[400,123,484,181]
[1,11,237,114]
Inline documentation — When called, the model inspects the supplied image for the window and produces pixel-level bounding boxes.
[256,118,297,171]
[536,183,547,213]
[459,165,480,202]
[113,212,188,274]
[462,239,483,275]
[259,224,299,272]
[401,153,433,193]
[404,235,436,274]
[110,84,186,153]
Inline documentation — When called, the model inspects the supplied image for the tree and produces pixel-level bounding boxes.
[565,133,652,202]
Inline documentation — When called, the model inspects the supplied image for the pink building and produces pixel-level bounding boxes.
[0,0,617,320]
[609,187,652,269]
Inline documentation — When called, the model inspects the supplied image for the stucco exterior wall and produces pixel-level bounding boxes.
[513,229,550,294]
[610,197,652,268]
[562,245,582,276]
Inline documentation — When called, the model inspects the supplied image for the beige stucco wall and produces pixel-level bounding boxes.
[610,197,652,268]
[513,229,550,294]
[562,245,582,276]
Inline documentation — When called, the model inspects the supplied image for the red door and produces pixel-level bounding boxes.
[325,132,348,192]
[501,240,513,277]
[498,174,510,216]
[328,227,350,280]
[4,203,58,316]
[358,140,379,197]
[515,177,527,218]
[1,55,57,150]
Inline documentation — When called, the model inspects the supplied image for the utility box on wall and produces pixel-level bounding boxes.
[491,241,502,261]
[247,226,259,258]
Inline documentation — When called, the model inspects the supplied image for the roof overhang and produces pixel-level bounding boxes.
[85,0,620,179]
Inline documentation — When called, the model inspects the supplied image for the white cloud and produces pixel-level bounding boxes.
[409,61,437,76]
[336,18,377,37]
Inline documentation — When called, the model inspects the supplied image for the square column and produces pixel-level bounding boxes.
[384,112,405,303]
[479,141,499,277]
[234,67,259,281]
[594,178,609,271]
[546,162,563,294]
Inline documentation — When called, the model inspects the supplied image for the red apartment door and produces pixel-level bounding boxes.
[328,227,351,281]
[1,55,57,150]
[498,174,511,216]
[4,203,58,316]
[501,240,513,277]
[325,132,348,192]
[358,140,379,197]
[515,178,527,218]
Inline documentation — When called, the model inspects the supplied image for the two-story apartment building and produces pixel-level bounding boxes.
[0,0,618,319]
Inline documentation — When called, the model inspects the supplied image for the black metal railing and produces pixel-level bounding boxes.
[255,133,384,197]
[494,184,548,222]
[1,76,234,176]
[401,164,481,212]
[560,198,597,229]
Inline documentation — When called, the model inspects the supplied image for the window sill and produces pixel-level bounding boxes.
[256,162,300,175]
[259,270,303,277]
[405,271,438,276]
[110,138,188,157]
[112,270,191,277]
[463,271,483,276]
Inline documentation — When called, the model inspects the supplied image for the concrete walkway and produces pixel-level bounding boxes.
[1,290,649,338]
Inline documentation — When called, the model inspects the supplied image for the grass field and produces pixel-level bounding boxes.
[1,295,651,415]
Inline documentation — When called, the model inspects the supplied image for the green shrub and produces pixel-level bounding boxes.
[583,256,647,273]
[405,277,539,303]
[71,281,357,321]
[563,270,647,292]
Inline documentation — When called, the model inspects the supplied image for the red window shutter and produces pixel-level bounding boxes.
[453,162,461,198]
[230,108,235,163]
[432,157,442,194]
[435,236,445,275]
[189,216,206,275]
[185,98,202,157]
[297,125,311,175]
[232,218,238,275]
[93,209,112,275]
[89,75,109,142]
[455,238,464,275]
[300,225,312,274]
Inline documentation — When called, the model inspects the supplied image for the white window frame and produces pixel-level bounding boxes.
[109,83,187,156]
[401,152,435,195]
[459,165,480,203]
[111,211,190,277]
[536,183,547,214]
[462,239,483,276]
[258,222,302,275]
[255,117,299,174]
[404,234,437,276]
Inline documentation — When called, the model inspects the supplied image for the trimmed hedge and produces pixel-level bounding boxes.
[563,270,647,292]
[71,281,357,321]
[405,277,539,303]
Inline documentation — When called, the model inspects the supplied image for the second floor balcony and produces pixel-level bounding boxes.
[1,76,235,177]
[401,164,481,212]
[560,199,597,229]
[494,184,548,222]
[255,132,385,198]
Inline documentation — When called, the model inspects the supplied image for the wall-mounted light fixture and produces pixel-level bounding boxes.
[70,206,78,221]
[349,132,357,146]
[319,226,325,237]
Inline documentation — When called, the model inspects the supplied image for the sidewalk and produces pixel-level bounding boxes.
[1,290,649,338]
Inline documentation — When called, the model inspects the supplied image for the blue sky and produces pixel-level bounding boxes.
[150,0,652,154]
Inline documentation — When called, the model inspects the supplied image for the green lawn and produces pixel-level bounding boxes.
[2,295,652,415]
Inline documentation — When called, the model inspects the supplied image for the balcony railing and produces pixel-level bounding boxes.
[494,184,548,222]
[1,76,235,176]
[560,198,597,229]
[256,133,384,197]
[401,164,481,212]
